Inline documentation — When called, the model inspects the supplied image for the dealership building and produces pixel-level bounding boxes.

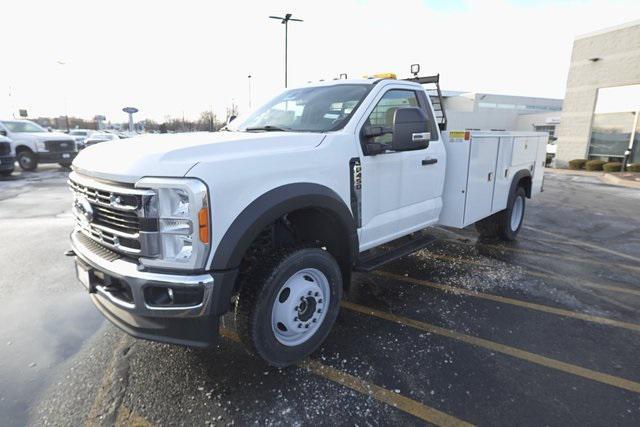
[555,19,640,167]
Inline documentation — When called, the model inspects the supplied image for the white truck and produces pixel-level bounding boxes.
[67,71,546,367]
[0,120,78,170]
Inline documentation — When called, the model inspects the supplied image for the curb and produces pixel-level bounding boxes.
[544,168,640,189]
[602,173,640,189]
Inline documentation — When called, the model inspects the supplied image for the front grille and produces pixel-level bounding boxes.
[75,232,121,262]
[69,173,157,257]
[0,142,9,156]
[46,140,75,152]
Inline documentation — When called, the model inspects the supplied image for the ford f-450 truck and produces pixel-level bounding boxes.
[68,73,546,367]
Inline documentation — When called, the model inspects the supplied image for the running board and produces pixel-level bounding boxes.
[355,233,437,272]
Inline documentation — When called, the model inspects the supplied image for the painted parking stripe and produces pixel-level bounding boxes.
[342,301,640,394]
[523,225,640,264]
[375,271,640,333]
[428,252,640,298]
[477,242,640,276]
[219,329,473,426]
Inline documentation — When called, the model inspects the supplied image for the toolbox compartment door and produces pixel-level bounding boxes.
[464,136,499,225]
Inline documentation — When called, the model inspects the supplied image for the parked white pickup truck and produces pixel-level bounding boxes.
[0,120,78,170]
[68,72,546,366]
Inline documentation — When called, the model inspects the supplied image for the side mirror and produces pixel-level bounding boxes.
[363,126,389,139]
[391,107,430,151]
[0,129,6,136]
[227,115,237,124]
[364,142,387,156]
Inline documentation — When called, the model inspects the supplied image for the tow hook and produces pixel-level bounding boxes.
[64,249,76,257]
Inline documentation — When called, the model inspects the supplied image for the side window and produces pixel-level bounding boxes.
[366,90,419,144]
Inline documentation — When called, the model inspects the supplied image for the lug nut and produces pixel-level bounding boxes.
[312,319,317,323]
[294,317,298,321]
[298,323,302,328]
[305,324,309,329]
[314,292,319,297]
[317,309,322,313]
[318,299,323,303]
[295,306,299,311]
[308,291,312,296]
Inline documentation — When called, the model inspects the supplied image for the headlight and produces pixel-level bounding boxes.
[135,177,210,271]
[36,141,48,151]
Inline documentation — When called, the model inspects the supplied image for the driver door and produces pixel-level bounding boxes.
[357,87,446,251]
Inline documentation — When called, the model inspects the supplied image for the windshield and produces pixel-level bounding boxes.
[2,121,47,133]
[231,84,370,133]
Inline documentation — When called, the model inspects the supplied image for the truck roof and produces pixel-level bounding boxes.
[293,78,422,90]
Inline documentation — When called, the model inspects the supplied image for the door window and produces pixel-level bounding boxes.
[366,90,419,144]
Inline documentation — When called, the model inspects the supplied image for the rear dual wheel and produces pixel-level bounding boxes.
[475,186,526,241]
[235,247,342,367]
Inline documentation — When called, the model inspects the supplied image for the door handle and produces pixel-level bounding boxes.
[422,158,438,166]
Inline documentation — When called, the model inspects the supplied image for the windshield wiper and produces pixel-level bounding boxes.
[245,125,290,132]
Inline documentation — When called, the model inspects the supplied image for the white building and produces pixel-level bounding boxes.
[437,91,562,136]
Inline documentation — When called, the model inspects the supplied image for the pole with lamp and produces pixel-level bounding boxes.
[269,13,303,88]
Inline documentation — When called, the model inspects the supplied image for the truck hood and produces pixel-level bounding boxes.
[72,131,326,183]
[15,131,74,142]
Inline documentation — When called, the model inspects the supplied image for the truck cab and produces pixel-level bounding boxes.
[68,74,545,367]
[0,120,78,170]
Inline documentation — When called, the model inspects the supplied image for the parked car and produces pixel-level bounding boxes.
[0,120,78,170]
[0,135,15,177]
[84,132,120,148]
[69,129,96,150]
[68,74,546,367]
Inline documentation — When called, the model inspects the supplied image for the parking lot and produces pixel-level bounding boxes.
[1,168,639,426]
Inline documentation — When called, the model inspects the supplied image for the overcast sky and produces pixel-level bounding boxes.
[1,0,639,123]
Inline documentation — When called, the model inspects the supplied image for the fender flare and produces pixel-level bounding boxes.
[210,183,358,272]
[509,169,532,200]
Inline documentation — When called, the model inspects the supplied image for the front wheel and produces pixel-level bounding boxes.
[17,151,37,171]
[475,187,526,241]
[235,247,343,367]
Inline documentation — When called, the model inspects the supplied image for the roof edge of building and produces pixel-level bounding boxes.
[575,18,640,40]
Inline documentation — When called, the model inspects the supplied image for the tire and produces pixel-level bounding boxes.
[17,151,37,171]
[475,187,526,241]
[235,247,343,367]
[59,161,72,169]
[0,169,13,177]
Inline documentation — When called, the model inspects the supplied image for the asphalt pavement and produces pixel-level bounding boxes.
[1,168,639,426]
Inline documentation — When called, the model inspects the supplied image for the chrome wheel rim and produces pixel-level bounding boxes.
[19,155,32,168]
[271,268,330,347]
[510,196,524,231]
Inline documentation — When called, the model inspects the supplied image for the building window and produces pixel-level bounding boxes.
[589,84,640,161]
[534,125,556,137]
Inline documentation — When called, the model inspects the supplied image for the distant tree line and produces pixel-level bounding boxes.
[32,108,235,133]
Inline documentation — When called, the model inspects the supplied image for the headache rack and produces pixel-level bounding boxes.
[403,73,447,131]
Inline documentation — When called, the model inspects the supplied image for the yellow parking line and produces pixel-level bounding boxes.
[477,243,640,276]
[427,252,640,297]
[342,301,640,394]
[522,226,640,264]
[115,405,154,427]
[375,271,640,333]
[219,329,473,426]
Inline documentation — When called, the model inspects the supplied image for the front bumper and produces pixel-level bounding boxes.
[70,230,233,347]
[0,155,15,171]
[38,151,77,164]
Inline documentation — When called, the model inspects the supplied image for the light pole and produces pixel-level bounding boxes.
[269,13,303,88]
[248,74,252,109]
[56,60,70,131]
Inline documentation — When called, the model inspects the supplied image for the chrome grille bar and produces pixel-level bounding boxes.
[68,171,159,258]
